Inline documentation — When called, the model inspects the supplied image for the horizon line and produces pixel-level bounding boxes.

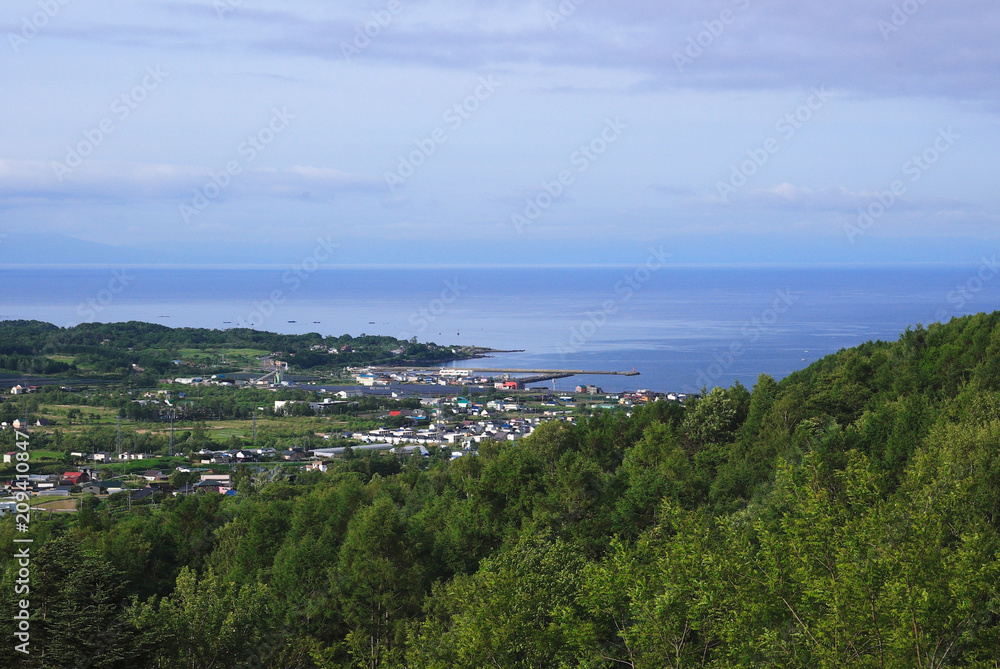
[0,261,989,271]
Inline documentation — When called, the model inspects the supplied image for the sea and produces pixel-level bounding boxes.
[1,265,998,394]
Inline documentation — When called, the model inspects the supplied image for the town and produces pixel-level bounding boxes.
[0,368,689,510]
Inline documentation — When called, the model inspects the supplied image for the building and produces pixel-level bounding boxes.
[130,487,156,502]
[336,390,363,399]
[311,443,428,458]
[37,486,74,497]
[357,373,391,386]
[60,472,90,486]
[195,479,232,494]
[309,399,349,413]
[251,447,277,457]
[80,481,122,495]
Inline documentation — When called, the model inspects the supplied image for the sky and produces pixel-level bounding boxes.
[0,0,998,267]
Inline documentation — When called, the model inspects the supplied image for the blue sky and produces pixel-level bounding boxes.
[1,0,997,267]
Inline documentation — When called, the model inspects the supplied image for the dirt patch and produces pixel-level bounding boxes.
[33,499,78,512]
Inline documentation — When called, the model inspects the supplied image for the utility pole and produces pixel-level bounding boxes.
[169,410,175,457]
[117,415,123,476]
[252,409,257,446]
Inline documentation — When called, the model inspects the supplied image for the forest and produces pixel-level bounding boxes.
[0,320,470,384]
[3,312,1000,667]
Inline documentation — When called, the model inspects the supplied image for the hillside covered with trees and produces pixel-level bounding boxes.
[3,312,1000,667]
[0,320,475,384]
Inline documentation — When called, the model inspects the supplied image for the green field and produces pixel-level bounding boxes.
[45,355,76,364]
[175,347,270,366]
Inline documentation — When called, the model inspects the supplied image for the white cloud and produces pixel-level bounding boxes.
[23,1,1000,103]
[0,158,380,204]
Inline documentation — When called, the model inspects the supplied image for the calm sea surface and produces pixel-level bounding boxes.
[1,266,997,393]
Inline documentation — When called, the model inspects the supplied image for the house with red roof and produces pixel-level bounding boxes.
[60,472,90,486]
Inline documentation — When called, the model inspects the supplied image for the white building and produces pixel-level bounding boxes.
[439,368,472,378]
[336,390,363,399]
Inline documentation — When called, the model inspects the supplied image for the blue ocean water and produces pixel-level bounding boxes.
[1,266,997,393]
